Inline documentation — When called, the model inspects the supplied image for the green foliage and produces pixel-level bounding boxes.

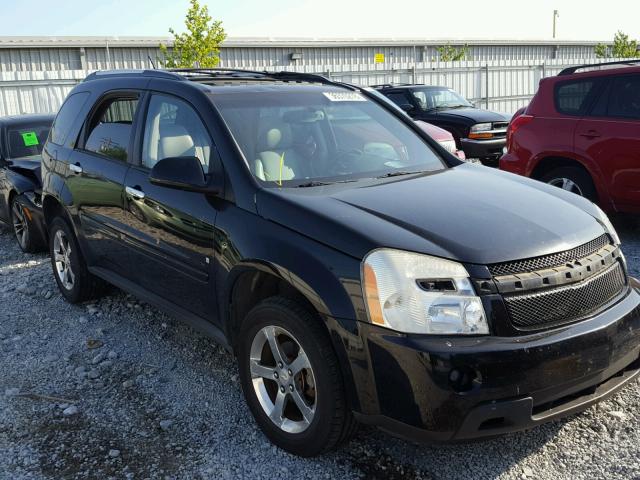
[160,0,227,68]
[595,31,639,59]
[436,44,469,62]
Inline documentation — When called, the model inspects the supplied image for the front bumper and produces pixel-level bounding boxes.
[460,137,506,159]
[350,286,640,442]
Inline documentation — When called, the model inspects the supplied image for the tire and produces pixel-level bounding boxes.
[237,296,356,456]
[540,166,597,201]
[10,195,45,253]
[48,216,107,304]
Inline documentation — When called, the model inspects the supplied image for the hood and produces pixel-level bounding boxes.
[256,163,606,265]
[7,156,42,185]
[434,107,511,124]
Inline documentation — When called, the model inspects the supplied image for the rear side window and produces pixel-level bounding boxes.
[84,97,139,162]
[49,92,90,146]
[607,75,640,120]
[555,80,595,115]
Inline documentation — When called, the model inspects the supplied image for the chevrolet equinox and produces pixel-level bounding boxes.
[40,69,640,457]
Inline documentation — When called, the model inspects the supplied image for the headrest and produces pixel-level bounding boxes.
[257,119,293,151]
[159,125,195,159]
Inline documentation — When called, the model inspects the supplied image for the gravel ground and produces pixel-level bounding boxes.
[0,216,639,480]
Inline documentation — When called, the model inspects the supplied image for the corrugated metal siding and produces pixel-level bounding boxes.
[0,57,633,117]
[0,48,82,71]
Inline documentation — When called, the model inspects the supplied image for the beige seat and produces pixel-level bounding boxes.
[254,120,301,182]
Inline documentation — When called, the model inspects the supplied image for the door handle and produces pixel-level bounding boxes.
[69,163,83,174]
[579,130,601,139]
[125,186,146,200]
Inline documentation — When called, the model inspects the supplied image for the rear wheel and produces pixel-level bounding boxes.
[237,297,356,456]
[10,195,44,253]
[49,217,107,303]
[540,166,597,201]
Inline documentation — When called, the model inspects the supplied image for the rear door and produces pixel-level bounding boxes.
[576,74,640,211]
[69,92,142,274]
[120,91,218,319]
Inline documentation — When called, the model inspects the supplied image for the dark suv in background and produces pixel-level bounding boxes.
[0,114,54,252]
[41,68,640,457]
[374,84,511,163]
[501,60,640,214]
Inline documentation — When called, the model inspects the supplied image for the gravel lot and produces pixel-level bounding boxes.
[0,216,639,480]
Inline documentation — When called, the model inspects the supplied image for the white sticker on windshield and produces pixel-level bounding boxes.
[323,91,366,102]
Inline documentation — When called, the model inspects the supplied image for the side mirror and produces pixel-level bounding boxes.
[149,156,217,194]
[399,103,415,114]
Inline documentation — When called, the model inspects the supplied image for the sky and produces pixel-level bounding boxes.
[0,0,639,41]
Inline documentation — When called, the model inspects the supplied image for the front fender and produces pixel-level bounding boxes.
[215,205,364,325]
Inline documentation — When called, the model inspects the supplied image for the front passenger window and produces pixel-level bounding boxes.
[142,95,212,170]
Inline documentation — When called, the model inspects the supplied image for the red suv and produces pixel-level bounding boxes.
[500,60,640,214]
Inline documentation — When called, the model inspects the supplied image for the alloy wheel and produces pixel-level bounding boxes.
[249,325,317,434]
[11,202,28,249]
[53,230,75,290]
[548,177,584,196]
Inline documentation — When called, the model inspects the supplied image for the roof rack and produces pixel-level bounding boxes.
[169,68,356,89]
[83,69,184,82]
[83,68,357,90]
[559,59,640,76]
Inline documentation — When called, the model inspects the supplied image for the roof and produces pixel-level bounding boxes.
[0,113,55,126]
[0,36,613,49]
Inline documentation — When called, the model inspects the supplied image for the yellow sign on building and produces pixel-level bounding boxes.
[374,53,385,63]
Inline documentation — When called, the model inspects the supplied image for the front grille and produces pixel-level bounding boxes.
[489,234,610,276]
[491,121,509,138]
[504,261,627,331]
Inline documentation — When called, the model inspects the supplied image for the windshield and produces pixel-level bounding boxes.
[7,123,51,159]
[411,88,472,111]
[211,88,445,187]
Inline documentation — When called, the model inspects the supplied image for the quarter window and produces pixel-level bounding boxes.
[141,95,211,170]
[84,97,139,162]
[607,75,640,120]
[555,80,595,115]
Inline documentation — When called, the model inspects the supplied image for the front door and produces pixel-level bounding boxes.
[121,93,218,319]
[576,74,640,211]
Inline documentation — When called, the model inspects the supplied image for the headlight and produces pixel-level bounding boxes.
[362,249,489,335]
[594,205,620,245]
[469,123,492,133]
[468,123,494,140]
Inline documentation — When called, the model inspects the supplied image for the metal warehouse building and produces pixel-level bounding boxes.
[0,36,605,71]
[0,36,625,116]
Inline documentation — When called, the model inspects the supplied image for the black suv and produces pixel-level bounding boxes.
[41,69,640,457]
[374,84,511,162]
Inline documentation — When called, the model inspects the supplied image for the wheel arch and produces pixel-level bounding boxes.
[223,261,333,351]
[529,155,608,205]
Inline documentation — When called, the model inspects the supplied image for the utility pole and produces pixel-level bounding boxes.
[552,10,559,39]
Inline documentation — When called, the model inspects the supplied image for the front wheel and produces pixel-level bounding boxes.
[237,297,356,456]
[540,166,597,201]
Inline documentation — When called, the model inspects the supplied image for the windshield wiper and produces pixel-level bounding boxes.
[375,170,423,179]
[295,179,357,188]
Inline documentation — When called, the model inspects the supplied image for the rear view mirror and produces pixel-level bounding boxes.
[149,156,217,193]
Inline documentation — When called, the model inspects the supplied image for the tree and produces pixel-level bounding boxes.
[436,44,469,62]
[595,31,638,59]
[160,0,227,68]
